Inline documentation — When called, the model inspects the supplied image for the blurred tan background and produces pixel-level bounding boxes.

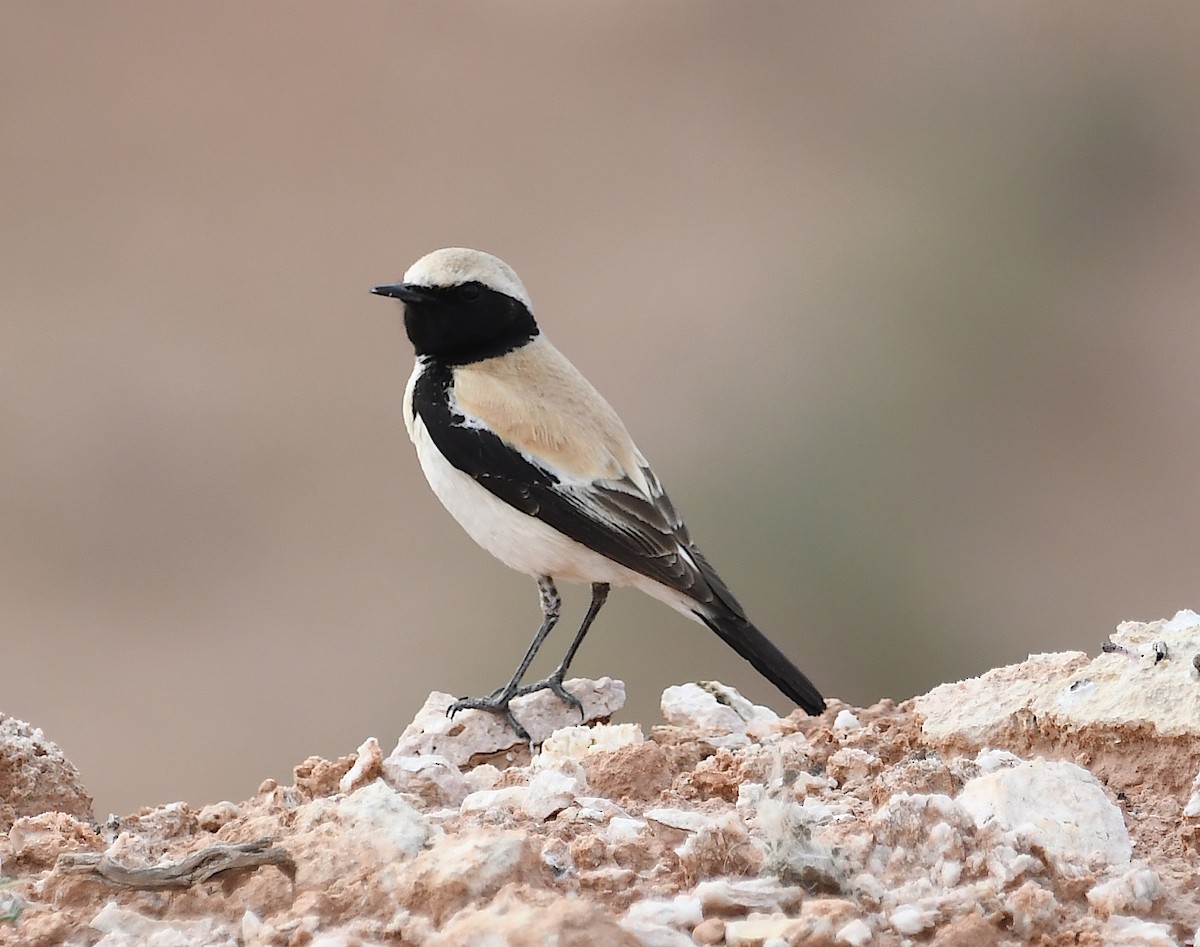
[3,3,1198,816]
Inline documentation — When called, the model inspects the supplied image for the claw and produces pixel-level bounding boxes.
[548,679,586,721]
[445,675,585,746]
[446,691,532,744]
[553,682,585,722]
[442,576,605,748]
[514,675,585,723]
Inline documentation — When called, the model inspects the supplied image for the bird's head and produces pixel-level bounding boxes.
[372,248,538,364]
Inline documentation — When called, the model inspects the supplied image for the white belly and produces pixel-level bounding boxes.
[409,407,629,583]
[402,360,702,620]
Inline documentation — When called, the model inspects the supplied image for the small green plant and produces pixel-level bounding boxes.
[0,858,23,924]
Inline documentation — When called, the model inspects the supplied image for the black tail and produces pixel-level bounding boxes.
[698,609,826,715]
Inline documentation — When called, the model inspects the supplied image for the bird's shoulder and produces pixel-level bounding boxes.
[450,336,647,486]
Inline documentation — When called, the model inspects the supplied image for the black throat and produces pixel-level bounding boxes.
[404,282,538,365]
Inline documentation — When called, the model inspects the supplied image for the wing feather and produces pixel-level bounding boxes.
[412,354,743,614]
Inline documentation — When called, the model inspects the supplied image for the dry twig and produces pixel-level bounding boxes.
[56,838,295,890]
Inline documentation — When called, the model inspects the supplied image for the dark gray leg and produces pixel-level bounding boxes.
[448,580,613,743]
[515,582,611,721]
[448,576,560,742]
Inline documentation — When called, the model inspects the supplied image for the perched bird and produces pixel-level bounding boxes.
[373,248,825,739]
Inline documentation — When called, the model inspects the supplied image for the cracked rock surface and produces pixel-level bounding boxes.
[2,618,1199,946]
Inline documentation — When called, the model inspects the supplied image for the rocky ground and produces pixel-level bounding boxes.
[2,614,1199,946]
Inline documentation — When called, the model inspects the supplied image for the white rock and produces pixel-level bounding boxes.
[567,798,616,821]
[660,681,779,738]
[974,748,1021,773]
[833,709,861,730]
[9,813,96,859]
[241,911,268,947]
[889,903,934,935]
[917,651,1089,743]
[382,754,471,808]
[390,678,626,764]
[1101,915,1178,947]
[572,795,631,822]
[1087,866,1162,916]
[623,895,703,930]
[757,796,840,886]
[522,767,583,820]
[918,620,1200,742]
[1162,608,1200,631]
[458,786,528,818]
[458,764,584,820]
[792,770,836,797]
[675,811,749,862]
[405,831,537,903]
[644,807,709,833]
[617,920,694,947]
[608,816,645,840]
[91,901,237,946]
[724,915,805,945]
[463,763,502,793]
[539,722,642,762]
[798,793,846,822]
[340,737,383,794]
[196,800,242,832]
[827,747,878,783]
[311,934,389,947]
[957,758,1132,868]
[101,831,157,868]
[296,780,432,860]
[540,837,573,876]
[736,782,765,811]
[1183,768,1200,818]
[694,877,803,914]
[1056,677,1101,708]
[865,792,975,884]
[837,918,873,946]
[1004,880,1059,940]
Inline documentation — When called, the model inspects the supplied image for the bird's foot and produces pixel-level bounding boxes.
[446,674,584,747]
[514,673,585,722]
[447,690,531,744]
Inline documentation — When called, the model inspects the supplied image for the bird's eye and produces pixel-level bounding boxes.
[459,284,481,302]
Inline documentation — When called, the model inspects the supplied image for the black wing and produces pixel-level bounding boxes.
[413,362,741,614]
[414,362,827,715]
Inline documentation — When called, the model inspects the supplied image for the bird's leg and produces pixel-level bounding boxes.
[515,582,611,723]
[448,575,560,743]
